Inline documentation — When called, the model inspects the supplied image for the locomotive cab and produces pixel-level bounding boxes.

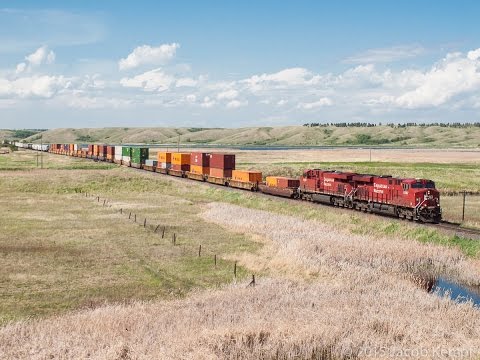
[402,179,441,223]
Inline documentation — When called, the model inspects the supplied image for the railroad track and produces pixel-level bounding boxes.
[431,221,480,239]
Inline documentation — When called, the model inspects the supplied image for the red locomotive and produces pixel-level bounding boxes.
[298,169,441,223]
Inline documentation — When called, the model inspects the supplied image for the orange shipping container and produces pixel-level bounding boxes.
[232,170,262,183]
[157,152,172,163]
[210,168,232,178]
[266,176,279,187]
[190,165,210,175]
[93,144,99,156]
[172,152,190,165]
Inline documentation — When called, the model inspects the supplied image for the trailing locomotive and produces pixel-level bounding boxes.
[19,142,442,223]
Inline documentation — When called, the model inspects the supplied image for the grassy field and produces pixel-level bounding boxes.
[1,150,480,358]
[0,152,257,324]
[16,125,480,147]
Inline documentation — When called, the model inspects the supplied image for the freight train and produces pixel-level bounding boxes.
[14,142,442,223]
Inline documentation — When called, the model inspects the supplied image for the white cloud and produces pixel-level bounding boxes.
[0,75,68,98]
[277,99,287,106]
[467,48,480,61]
[217,89,238,100]
[200,96,215,108]
[186,94,196,102]
[393,50,480,108]
[226,99,247,109]
[25,45,55,66]
[119,43,179,70]
[176,77,197,87]
[344,44,425,64]
[243,67,321,92]
[120,68,174,92]
[15,62,26,74]
[15,46,56,74]
[297,97,333,110]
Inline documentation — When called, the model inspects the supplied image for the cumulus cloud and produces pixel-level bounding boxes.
[217,89,238,100]
[176,77,197,87]
[119,43,179,70]
[297,97,333,110]
[186,94,196,102]
[120,68,174,92]
[26,45,56,65]
[15,46,56,74]
[243,67,321,92]
[0,75,68,98]
[393,49,480,108]
[226,99,247,109]
[200,96,215,108]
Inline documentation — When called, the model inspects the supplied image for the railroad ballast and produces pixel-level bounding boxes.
[16,142,442,223]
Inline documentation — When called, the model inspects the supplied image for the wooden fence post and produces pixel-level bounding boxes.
[214,254,217,268]
[234,261,237,279]
[198,244,202,257]
[162,226,165,238]
[144,218,146,228]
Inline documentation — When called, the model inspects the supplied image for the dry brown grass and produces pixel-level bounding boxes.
[200,203,480,285]
[2,151,480,359]
[1,203,480,359]
[0,278,479,359]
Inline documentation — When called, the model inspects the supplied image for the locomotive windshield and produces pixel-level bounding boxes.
[411,181,435,189]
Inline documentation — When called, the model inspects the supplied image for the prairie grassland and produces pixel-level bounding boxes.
[0,149,116,170]
[2,151,480,358]
[442,195,480,229]
[1,205,480,359]
[0,164,256,324]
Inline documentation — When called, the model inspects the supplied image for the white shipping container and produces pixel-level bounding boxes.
[145,159,157,166]
[74,144,78,151]
[122,156,131,161]
[160,162,172,169]
[115,146,123,156]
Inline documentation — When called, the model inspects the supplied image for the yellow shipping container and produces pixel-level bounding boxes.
[266,176,280,187]
[172,152,191,165]
[157,152,172,163]
[190,165,210,175]
[232,170,262,183]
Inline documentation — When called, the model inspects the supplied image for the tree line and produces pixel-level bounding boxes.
[303,122,480,128]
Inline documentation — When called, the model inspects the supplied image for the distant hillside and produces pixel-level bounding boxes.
[0,129,45,142]
[15,125,480,148]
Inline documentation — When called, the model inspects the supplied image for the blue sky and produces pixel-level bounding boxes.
[1,1,480,128]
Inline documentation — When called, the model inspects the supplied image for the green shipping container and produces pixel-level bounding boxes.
[122,147,132,157]
[131,147,149,164]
